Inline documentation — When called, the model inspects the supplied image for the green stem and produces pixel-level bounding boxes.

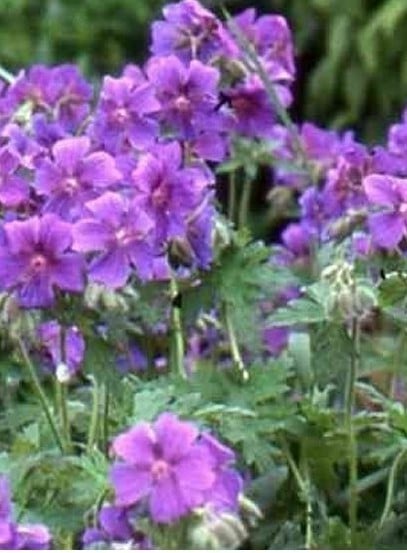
[101,383,109,455]
[282,440,313,548]
[228,171,237,223]
[238,176,251,229]
[170,277,186,379]
[16,336,64,453]
[380,448,407,527]
[223,302,248,381]
[304,462,313,550]
[345,317,360,547]
[55,380,72,454]
[87,378,100,453]
[56,326,72,453]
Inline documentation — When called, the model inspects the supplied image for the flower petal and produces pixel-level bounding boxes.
[109,463,151,507]
[72,220,112,252]
[363,174,401,207]
[89,249,129,288]
[149,477,187,523]
[112,423,155,466]
[79,152,121,188]
[51,253,84,292]
[154,413,198,462]
[52,137,90,174]
[368,212,405,249]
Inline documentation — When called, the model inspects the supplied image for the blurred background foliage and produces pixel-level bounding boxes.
[1,0,407,142]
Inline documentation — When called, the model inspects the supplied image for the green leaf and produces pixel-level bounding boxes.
[268,298,326,326]
[378,272,407,307]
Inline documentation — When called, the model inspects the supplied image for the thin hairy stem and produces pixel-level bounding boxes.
[16,336,64,453]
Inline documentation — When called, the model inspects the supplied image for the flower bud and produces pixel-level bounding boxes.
[189,510,248,550]
[56,362,71,384]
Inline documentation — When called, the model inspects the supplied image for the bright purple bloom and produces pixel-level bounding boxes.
[0,214,84,308]
[388,108,407,156]
[131,141,213,246]
[35,136,121,220]
[263,326,289,358]
[184,111,230,162]
[324,141,371,218]
[92,75,160,153]
[38,320,85,381]
[299,186,330,238]
[2,123,44,170]
[151,0,233,63]
[364,174,407,249]
[233,9,295,81]
[227,76,291,138]
[73,192,156,287]
[9,64,92,132]
[82,505,133,547]
[186,196,215,269]
[0,146,29,207]
[147,55,220,134]
[82,504,151,549]
[110,413,216,523]
[0,475,51,550]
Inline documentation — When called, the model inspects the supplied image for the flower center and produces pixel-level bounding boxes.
[115,227,138,247]
[152,181,169,207]
[113,107,129,124]
[400,203,407,215]
[231,95,252,114]
[151,459,170,482]
[29,253,47,274]
[63,177,80,195]
[174,95,191,112]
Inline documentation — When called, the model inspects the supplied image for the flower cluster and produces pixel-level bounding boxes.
[0,0,295,313]
[0,475,50,549]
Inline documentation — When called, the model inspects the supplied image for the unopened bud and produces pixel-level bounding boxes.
[238,495,263,527]
[189,510,248,550]
[56,363,71,384]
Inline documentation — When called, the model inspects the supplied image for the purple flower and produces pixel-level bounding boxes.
[147,55,220,135]
[2,123,44,170]
[92,76,160,153]
[131,141,212,246]
[82,505,133,547]
[388,109,407,156]
[82,504,152,549]
[263,326,289,358]
[226,76,291,138]
[299,187,330,238]
[186,196,215,269]
[151,0,232,63]
[364,174,407,249]
[324,141,371,218]
[9,64,92,132]
[35,136,121,220]
[73,192,156,287]
[38,320,85,382]
[233,9,295,81]
[110,413,216,523]
[0,146,29,207]
[0,214,84,308]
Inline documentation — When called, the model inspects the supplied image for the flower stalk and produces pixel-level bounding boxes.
[16,336,64,453]
[170,276,186,379]
[346,316,360,547]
